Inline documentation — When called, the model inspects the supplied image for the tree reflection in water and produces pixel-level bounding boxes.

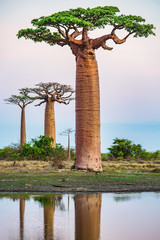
[20,198,25,240]
[75,194,102,240]
[0,193,160,240]
[33,195,64,240]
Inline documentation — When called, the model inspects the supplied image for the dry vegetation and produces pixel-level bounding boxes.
[0,159,160,174]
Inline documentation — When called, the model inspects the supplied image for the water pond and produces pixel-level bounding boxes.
[0,192,160,240]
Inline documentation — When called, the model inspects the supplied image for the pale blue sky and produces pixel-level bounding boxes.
[0,0,160,152]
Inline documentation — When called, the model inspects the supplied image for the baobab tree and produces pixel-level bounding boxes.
[60,128,75,160]
[4,88,34,147]
[17,6,155,171]
[30,82,74,147]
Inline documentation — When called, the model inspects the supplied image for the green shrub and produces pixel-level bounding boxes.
[70,148,75,160]
[151,150,160,160]
[51,143,68,161]
[22,143,47,160]
[0,145,21,160]
[108,138,160,161]
[21,136,68,162]
[101,153,108,161]
[108,138,134,159]
[0,136,70,165]
[11,153,21,160]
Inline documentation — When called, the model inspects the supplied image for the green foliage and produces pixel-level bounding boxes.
[21,135,68,161]
[18,27,62,46]
[17,6,155,46]
[108,138,160,160]
[10,153,21,160]
[70,148,75,160]
[4,88,35,108]
[0,145,20,160]
[108,138,133,159]
[33,195,65,210]
[151,150,160,160]
[22,143,47,160]
[101,153,109,161]
[112,15,155,38]
[32,135,54,151]
[35,6,119,28]
[51,143,67,161]
[0,136,69,165]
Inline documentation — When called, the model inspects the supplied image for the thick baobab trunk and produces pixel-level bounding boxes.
[20,107,26,147]
[45,100,56,147]
[75,49,102,171]
[75,194,102,240]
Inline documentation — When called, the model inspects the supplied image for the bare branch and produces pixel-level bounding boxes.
[70,26,83,38]
[68,34,83,46]
[35,100,46,107]
[59,92,74,99]
[92,34,112,49]
[111,31,134,44]
[55,99,69,104]
[18,103,23,108]
[111,24,124,35]
[31,87,47,98]
[31,82,74,106]
[25,100,34,106]
[101,42,113,51]
[82,27,89,44]
[56,25,66,38]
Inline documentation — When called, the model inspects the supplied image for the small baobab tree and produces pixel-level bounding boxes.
[60,128,75,160]
[4,88,34,147]
[30,82,74,147]
[18,6,155,171]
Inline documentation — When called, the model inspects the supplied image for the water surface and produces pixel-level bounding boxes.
[0,192,160,240]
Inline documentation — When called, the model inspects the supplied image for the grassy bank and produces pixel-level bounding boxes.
[0,159,160,192]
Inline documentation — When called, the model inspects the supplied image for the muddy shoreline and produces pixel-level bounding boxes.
[0,183,160,193]
[0,160,160,194]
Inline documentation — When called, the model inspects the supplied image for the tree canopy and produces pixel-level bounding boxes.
[107,138,158,160]
[17,6,155,51]
[29,82,74,106]
[60,128,75,136]
[4,88,34,108]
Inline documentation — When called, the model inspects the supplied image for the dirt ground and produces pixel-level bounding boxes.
[0,159,160,193]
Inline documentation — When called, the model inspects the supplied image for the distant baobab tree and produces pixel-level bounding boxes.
[30,82,74,147]
[18,6,155,171]
[4,88,34,147]
[60,128,75,160]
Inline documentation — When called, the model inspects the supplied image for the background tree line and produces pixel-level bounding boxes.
[4,82,74,148]
[1,136,160,163]
[101,138,160,161]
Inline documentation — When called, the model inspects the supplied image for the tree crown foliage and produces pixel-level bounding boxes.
[29,82,74,106]
[17,6,155,51]
[4,88,34,108]
[60,128,75,136]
